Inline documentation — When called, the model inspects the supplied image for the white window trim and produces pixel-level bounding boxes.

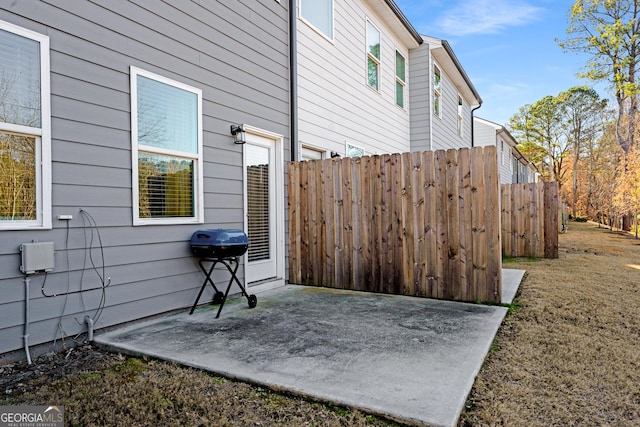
[433,62,442,119]
[300,143,326,161]
[0,20,51,230]
[366,18,381,92]
[130,66,204,226]
[395,50,406,109]
[299,0,334,42]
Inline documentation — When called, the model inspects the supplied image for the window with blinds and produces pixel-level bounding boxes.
[246,145,271,262]
[131,67,203,225]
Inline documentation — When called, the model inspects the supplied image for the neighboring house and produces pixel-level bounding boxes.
[295,0,422,159]
[0,1,290,359]
[512,145,540,184]
[409,36,482,152]
[473,117,537,184]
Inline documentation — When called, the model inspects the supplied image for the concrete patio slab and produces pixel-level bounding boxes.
[94,280,519,427]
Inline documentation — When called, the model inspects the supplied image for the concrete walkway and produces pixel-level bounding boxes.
[94,270,524,427]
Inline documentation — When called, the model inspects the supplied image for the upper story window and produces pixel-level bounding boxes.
[500,140,505,165]
[395,51,406,108]
[366,20,381,91]
[433,64,442,117]
[131,67,203,225]
[0,20,51,230]
[457,95,464,136]
[300,0,333,40]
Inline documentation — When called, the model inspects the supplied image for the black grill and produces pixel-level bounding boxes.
[189,229,248,259]
[188,229,256,318]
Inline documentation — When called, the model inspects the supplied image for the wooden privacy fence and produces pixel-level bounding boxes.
[500,181,559,259]
[288,146,502,304]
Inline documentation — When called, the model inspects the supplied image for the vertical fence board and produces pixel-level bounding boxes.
[350,158,362,290]
[401,153,415,296]
[287,162,301,284]
[342,158,353,289]
[300,160,314,283]
[434,149,448,299]
[359,156,371,292]
[390,154,403,295]
[412,151,426,297]
[321,160,334,288]
[423,150,438,298]
[446,149,461,300]
[483,146,501,303]
[470,147,487,301]
[372,155,382,292]
[544,181,559,258]
[458,148,472,301]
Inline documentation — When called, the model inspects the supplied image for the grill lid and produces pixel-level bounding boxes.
[190,229,248,258]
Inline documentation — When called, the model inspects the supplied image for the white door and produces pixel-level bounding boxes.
[244,132,280,284]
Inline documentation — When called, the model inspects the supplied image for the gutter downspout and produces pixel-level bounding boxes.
[470,103,482,147]
[289,0,298,161]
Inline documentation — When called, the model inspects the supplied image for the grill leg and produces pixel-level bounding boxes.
[189,259,221,315]
[215,258,257,318]
[215,258,240,319]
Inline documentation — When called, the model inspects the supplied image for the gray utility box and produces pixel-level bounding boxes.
[20,242,55,274]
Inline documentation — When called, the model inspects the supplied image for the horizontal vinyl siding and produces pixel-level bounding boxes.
[431,62,468,150]
[0,0,290,357]
[297,0,412,157]
[409,45,430,152]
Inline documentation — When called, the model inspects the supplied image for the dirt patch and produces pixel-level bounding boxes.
[460,221,640,426]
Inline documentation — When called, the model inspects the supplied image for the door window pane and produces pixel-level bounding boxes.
[247,145,270,262]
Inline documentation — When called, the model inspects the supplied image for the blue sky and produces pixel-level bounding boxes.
[394,0,610,126]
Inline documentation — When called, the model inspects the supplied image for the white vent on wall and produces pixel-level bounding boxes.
[20,241,55,274]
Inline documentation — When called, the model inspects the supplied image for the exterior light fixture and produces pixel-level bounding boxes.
[230,124,246,144]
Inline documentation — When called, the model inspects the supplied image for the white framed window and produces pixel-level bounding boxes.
[366,20,381,91]
[131,67,203,225]
[457,95,464,137]
[395,51,406,108]
[346,142,365,158]
[433,63,442,118]
[300,0,333,40]
[0,20,51,230]
[300,145,326,161]
[500,140,505,165]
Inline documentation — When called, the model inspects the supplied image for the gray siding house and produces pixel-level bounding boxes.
[0,0,290,360]
[409,36,481,151]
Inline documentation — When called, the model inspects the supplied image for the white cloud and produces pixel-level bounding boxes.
[435,0,544,36]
